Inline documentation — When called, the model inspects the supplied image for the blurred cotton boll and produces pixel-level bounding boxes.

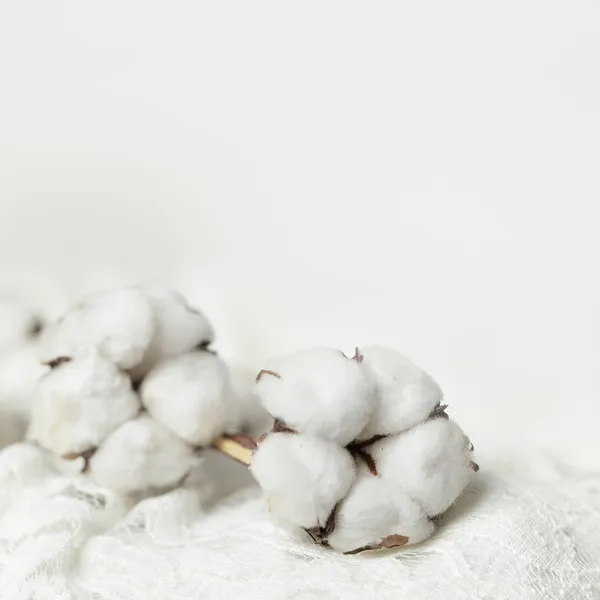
[0,294,49,449]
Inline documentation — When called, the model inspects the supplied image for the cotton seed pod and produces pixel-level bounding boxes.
[369,418,476,516]
[130,287,215,381]
[141,351,239,447]
[254,347,375,445]
[357,345,443,439]
[326,475,435,554]
[38,287,155,369]
[0,296,43,354]
[251,432,356,530]
[87,414,198,495]
[28,349,140,457]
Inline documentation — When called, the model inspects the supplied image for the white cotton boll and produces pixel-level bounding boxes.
[141,351,238,447]
[0,296,42,354]
[254,348,374,445]
[0,343,47,448]
[0,343,48,406]
[371,418,475,516]
[0,442,50,485]
[87,414,198,495]
[358,345,443,439]
[38,287,154,370]
[130,287,215,380]
[228,363,272,438]
[327,475,435,554]
[0,406,29,449]
[28,350,140,457]
[251,432,356,529]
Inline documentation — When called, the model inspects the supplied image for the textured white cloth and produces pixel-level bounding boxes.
[0,442,598,600]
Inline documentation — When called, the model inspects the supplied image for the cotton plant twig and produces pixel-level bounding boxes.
[211,434,256,466]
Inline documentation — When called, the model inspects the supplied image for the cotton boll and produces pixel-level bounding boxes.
[0,406,29,449]
[0,343,48,406]
[141,351,238,446]
[0,442,50,485]
[38,287,154,369]
[130,287,215,380]
[228,362,272,438]
[28,350,140,457]
[358,345,443,439]
[327,475,435,554]
[370,418,475,516]
[0,343,48,447]
[87,414,198,495]
[251,432,356,529]
[255,348,374,445]
[0,296,42,354]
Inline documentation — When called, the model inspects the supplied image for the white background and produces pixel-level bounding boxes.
[1,1,599,467]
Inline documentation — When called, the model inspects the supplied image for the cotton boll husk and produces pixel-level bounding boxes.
[255,348,374,445]
[130,287,215,381]
[358,345,443,439]
[327,475,435,553]
[28,350,140,457]
[141,351,239,447]
[87,414,199,495]
[38,287,154,370]
[370,418,475,516]
[0,296,42,354]
[251,432,356,529]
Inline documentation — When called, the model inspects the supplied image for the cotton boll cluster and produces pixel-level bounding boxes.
[28,285,240,495]
[252,345,477,554]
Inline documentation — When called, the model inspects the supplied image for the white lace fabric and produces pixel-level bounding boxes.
[0,444,598,600]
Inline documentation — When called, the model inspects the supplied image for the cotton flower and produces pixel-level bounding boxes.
[254,347,375,445]
[251,432,356,531]
[28,349,140,458]
[87,414,198,495]
[38,287,154,370]
[357,345,443,439]
[141,350,239,446]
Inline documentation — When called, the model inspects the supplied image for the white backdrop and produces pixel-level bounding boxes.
[1,1,599,468]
